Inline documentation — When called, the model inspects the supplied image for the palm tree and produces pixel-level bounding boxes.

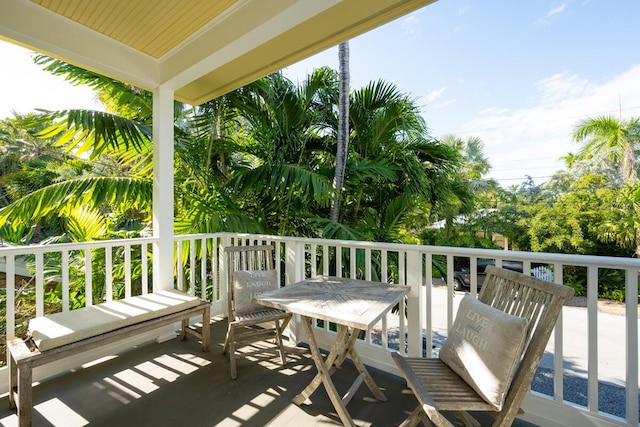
[226,70,337,236]
[330,41,350,222]
[335,80,459,242]
[572,116,640,256]
[436,134,497,239]
[572,116,640,183]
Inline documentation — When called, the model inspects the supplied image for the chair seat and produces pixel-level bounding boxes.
[233,309,291,325]
[396,356,494,411]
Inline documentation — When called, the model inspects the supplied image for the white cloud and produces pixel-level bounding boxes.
[537,3,567,25]
[459,5,471,15]
[426,87,447,103]
[478,107,510,115]
[535,72,594,104]
[458,64,640,185]
[440,99,457,107]
[401,13,421,40]
[546,3,567,17]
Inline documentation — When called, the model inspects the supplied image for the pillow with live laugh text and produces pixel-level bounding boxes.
[439,294,529,411]
[232,269,278,315]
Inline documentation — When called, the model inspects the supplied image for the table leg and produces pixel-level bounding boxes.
[294,317,356,427]
[332,325,387,402]
[293,318,349,404]
[345,332,387,402]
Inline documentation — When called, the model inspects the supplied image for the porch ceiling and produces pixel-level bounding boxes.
[0,0,436,105]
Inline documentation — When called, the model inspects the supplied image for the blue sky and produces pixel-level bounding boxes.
[3,0,640,186]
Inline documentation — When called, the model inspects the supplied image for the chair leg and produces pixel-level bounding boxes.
[228,327,237,379]
[453,411,480,427]
[222,323,232,355]
[275,320,287,365]
[400,405,431,427]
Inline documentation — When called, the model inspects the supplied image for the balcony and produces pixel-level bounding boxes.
[1,232,639,426]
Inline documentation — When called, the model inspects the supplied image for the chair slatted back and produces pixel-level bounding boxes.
[479,266,574,425]
[224,245,275,321]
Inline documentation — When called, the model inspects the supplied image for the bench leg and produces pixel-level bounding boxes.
[17,361,33,427]
[9,351,17,409]
[201,305,211,352]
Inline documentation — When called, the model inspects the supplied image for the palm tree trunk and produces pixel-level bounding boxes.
[330,41,350,222]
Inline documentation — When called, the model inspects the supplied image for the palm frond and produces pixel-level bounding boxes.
[32,110,151,159]
[0,177,152,229]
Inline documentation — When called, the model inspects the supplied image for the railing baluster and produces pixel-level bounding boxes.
[124,244,132,299]
[310,243,317,277]
[201,238,207,300]
[470,255,478,297]
[398,250,406,355]
[323,244,329,276]
[446,255,454,329]
[587,265,599,413]
[553,262,564,403]
[141,243,148,295]
[62,250,70,311]
[424,252,433,356]
[36,252,44,316]
[176,243,184,291]
[189,239,196,296]
[6,254,15,340]
[105,246,113,302]
[625,267,639,426]
[85,249,92,307]
[350,246,356,279]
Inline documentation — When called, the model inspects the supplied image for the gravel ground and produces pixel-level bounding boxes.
[530,367,635,420]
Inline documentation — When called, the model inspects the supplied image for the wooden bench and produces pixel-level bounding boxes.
[7,290,211,427]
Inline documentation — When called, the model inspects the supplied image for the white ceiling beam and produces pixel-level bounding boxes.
[0,0,160,89]
[163,0,340,91]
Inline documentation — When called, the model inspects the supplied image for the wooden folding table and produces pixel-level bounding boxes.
[254,275,409,427]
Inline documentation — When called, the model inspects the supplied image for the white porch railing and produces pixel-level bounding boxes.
[1,232,639,427]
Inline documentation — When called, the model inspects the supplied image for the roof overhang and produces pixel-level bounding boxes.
[1,0,436,105]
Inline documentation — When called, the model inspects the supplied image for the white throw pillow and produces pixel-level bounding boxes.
[233,269,278,315]
[439,294,529,410]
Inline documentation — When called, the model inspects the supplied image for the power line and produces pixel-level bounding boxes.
[492,175,553,182]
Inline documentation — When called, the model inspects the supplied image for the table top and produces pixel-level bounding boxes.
[254,276,409,330]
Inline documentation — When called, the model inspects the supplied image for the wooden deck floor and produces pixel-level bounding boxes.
[0,320,536,427]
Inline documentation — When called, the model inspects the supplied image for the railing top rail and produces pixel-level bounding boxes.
[0,236,158,256]
[178,232,640,270]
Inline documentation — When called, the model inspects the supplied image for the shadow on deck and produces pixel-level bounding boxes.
[0,320,536,426]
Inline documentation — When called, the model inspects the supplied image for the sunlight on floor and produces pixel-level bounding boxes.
[35,398,89,427]
[83,351,212,407]
[229,389,279,423]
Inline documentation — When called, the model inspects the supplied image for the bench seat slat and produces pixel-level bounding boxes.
[29,289,201,351]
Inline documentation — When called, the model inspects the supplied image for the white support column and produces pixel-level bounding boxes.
[406,249,422,357]
[286,241,307,345]
[152,85,175,293]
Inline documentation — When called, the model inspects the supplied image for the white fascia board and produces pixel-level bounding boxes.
[162,0,340,91]
[0,0,160,90]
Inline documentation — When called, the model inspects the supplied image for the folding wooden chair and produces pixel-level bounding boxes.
[223,245,292,379]
[392,266,574,427]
